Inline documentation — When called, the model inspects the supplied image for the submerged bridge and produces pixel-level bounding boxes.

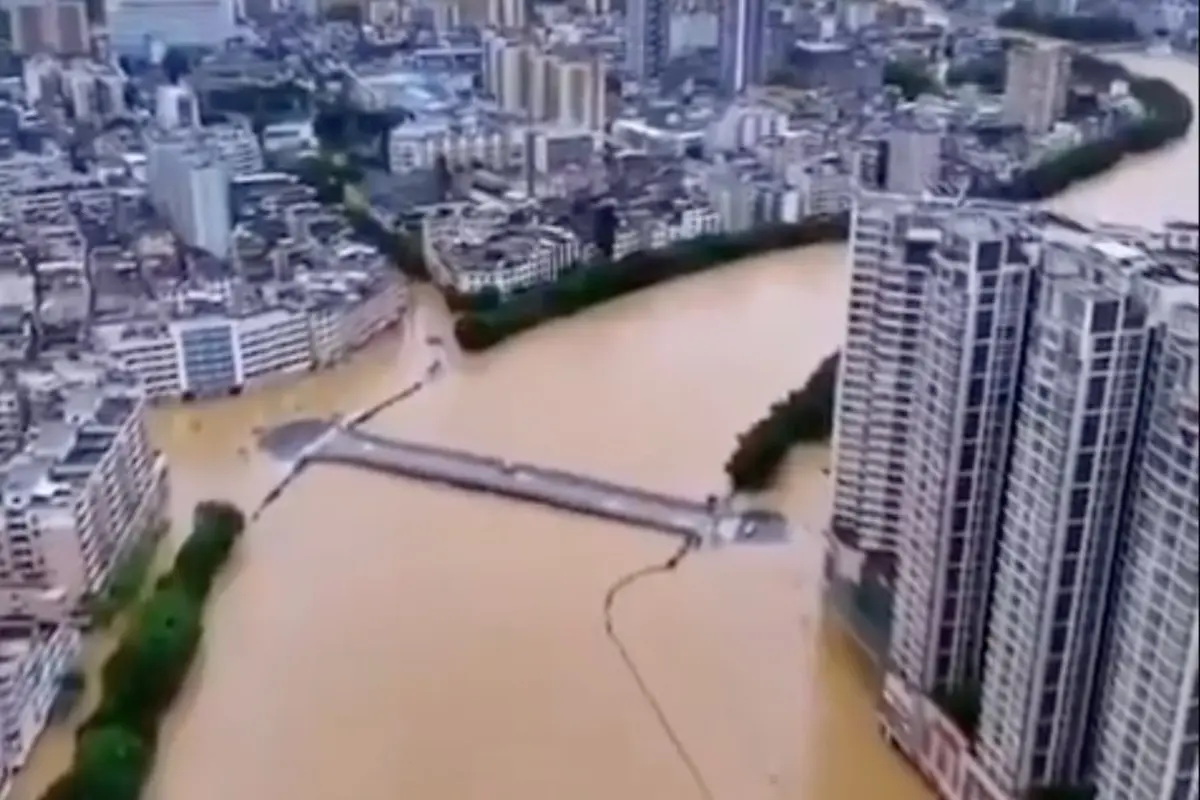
[302,427,788,546]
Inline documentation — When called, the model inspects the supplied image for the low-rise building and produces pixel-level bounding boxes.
[93,248,407,401]
[0,623,81,781]
[422,205,582,294]
[0,356,168,623]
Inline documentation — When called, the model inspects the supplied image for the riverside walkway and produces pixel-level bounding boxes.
[303,427,788,545]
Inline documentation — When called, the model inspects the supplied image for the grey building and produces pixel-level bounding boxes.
[890,209,1035,697]
[975,238,1173,795]
[718,0,766,96]
[625,0,669,85]
[1094,298,1199,800]
[832,193,951,557]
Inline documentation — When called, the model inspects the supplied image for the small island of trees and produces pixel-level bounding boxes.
[453,215,849,352]
[39,501,245,800]
[723,352,840,492]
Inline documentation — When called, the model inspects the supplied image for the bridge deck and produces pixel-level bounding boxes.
[307,428,717,538]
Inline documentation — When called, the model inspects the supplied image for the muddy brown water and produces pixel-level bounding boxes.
[10,52,1197,800]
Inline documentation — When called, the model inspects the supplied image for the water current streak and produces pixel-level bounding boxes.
[603,533,715,800]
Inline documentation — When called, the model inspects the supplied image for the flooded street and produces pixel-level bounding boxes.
[11,52,1197,800]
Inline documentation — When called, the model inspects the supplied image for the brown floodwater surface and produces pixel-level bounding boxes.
[10,52,1197,800]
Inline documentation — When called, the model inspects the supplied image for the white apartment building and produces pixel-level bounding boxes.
[108,0,237,52]
[875,217,1200,800]
[94,270,407,401]
[388,122,526,175]
[0,624,81,778]
[975,238,1189,794]
[1094,299,1199,800]
[890,209,1034,697]
[884,113,945,196]
[1003,42,1070,136]
[830,192,948,562]
[146,136,233,259]
[0,359,168,623]
[155,84,200,131]
[422,205,583,294]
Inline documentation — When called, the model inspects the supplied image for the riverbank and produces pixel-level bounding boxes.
[39,502,244,800]
[452,216,849,352]
[453,54,1191,355]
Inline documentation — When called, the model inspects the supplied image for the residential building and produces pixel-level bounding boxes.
[1093,303,1198,800]
[8,0,89,57]
[890,209,1035,697]
[107,0,237,51]
[0,357,168,622]
[625,0,669,85]
[1003,42,1070,135]
[884,113,946,196]
[874,214,1200,800]
[0,624,81,776]
[976,237,1165,794]
[830,192,947,562]
[422,205,583,294]
[93,250,407,401]
[718,0,767,96]
[147,140,232,259]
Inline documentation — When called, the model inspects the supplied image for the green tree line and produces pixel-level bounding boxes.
[453,216,849,352]
[39,501,246,800]
[982,57,1193,201]
[723,352,840,492]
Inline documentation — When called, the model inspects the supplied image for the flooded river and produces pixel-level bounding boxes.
[12,52,1198,800]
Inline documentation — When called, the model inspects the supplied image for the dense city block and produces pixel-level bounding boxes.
[0,0,1194,796]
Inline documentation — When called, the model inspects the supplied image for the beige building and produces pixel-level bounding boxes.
[484,37,608,132]
[1002,41,1070,135]
[8,0,89,56]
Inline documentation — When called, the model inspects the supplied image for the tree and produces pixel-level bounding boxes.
[884,60,938,101]
[173,501,244,602]
[161,47,190,84]
[101,585,202,729]
[72,726,150,800]
[996,4,1139,43]
[723,352,841,492]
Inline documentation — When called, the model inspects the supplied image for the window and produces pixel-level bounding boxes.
[1069,489,1090,520]
[1074,454,1095,485]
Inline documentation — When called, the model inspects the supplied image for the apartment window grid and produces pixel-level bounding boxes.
[180,327,238,394]
[979,287,1150,793]
[833,209,931,553]
[1097,324,1200,800]
[893,233,1035,695]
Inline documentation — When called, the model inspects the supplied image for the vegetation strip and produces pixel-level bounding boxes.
[40,502,246,800]
[720,56,1192,493]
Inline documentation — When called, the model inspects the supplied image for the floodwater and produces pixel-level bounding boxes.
[12,53,1198,800]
